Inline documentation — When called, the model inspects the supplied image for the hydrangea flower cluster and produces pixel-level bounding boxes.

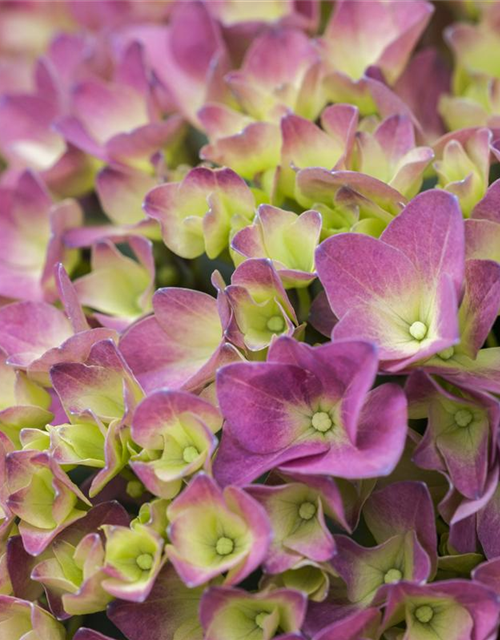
[2,0,500,638]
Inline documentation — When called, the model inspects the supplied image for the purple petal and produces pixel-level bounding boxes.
[109,564,205,640]
[459,260,500,358]
[472,179,500,223]
[381,189,464,297]
[363,481,438,573]
[217,361,322,454]
[312,608,381,640]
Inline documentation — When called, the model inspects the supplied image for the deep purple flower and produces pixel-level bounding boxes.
[215,336,407,485]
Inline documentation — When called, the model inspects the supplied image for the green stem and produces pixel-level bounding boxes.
[296,287,311,324]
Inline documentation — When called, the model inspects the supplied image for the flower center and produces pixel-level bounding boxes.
[437,346,454,360]
[415,605,434,624]
[383,568,402,584]
[409,321,427,341]
[266,315,285,333]
[182,446,199,463]
[299,501,317,520]
[311,411,333,433]
[136,553,154,571]
[126,480,144,498]
[454,409,473,427]
[216,536,234,556]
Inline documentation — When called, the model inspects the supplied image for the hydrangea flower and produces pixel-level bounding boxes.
[9,501,129,617]
[0,595,65,640]
[295,165,405,237]
[381,580,500,640]
[440,11,500,130]
[72,237,155,330]
[319,0,433,111]
[231,205,322,288]
[332,482,437,605]
[433,128,492,216]
[50,339,144,496]
[130,389,221,499]
[407,372,499,500]
[55,42,185,169]
[246,479,340,573]
[277,105,358,201]
[200,586,307,640]
[214,337,407,485]
[166,473,271,587]
[144,166,255,260]
[217,258,299,351]
[353,115,434,199]
[0,347,52,448]
[199,27,325,181]
[100,523,165,602]
[4,450,91,555]
[0,85,92,197]
[1,2,500,638]
[316,189,464,371]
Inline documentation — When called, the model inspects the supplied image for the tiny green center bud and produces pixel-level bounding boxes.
[438,346,454,360]
[415,605,434,624]
[409,321,427,341]
[182,445,199,463]
[136,553,154,571]
[455,409,473,427]
[126,480,144,499]
[311,411,333,433]
[267,315,285,333]
[383,568,402,584]
[299,501,317,520]
[255,612,269,630]
[216,536,234,556]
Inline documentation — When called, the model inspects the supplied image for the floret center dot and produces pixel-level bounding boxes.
[136,553,154,571]
[415,605,434,623]
[383,568,402,584]
[438,346,454,360]
[126,480,144,498]
[216,537,234,556]
[409,321,427,341]
[267,315,285,333]
[455,409,473,427]
[299,501,317,520]
[311,412,333,433]
[182,446,199,463]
